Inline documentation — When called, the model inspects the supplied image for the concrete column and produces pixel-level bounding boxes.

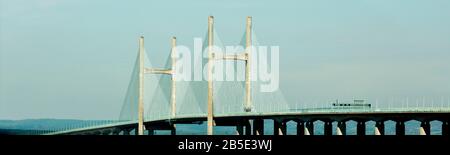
[273,120,286,135]
[296,121,305,136]
[273,120,280,135]
[236,125,244,135]
[137,36,145,136]
[338,121,346,135]
[396,121,405,136]
[170,37,177,118]
[244,16,252,112]
[336,127,343,135]
[374,127,381,135]
[306,122,314,135]
[419,127,426,135]
[304,127,311,135]
[253,119,264,135]
[324,121,332,135]
[171,128,176,135]
[206,16,214,135]
[420,121,430,135]
[357,121,365,136]
[245,121,252,135]
[375,121,384,135]
[281,122,287,135]
[443,121,449,136]
[134,128,139,135]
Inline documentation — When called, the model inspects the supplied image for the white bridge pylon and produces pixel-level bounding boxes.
[135,36,177,135]
[133,16,255,135]
[206,16,254,135]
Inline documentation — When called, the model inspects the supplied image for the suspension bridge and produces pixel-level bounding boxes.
[35,16,450,135]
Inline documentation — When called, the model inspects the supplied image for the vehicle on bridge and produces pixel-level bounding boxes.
[332,100,372,109]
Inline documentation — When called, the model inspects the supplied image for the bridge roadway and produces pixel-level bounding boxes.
[47,108,450,135]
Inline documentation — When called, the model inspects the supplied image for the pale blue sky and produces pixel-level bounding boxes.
[1,0,450,120]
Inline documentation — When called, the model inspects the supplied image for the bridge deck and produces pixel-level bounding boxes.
[47,108,450,135]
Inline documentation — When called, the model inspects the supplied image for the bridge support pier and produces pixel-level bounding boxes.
[306,122,314,135]
[336,127,343,135]
[396,121,405,136]
[171,128,176,135]
[273,120,279,135]
[374,127,381,135]
[245,121,252,135]
[324,121,332,135]
[253,119,264,135]
[419,127,426,135]
[337,121,346,135]
[420,121,430,135]
[236,125,244,135]
[235,120,252,135]
[134,128,139,135]
[443,121,449,136]
[273,120,286,135]
[296,121,304,136]
[375,121,384,135]
[357,121,365,136]
[281,122,287,135]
